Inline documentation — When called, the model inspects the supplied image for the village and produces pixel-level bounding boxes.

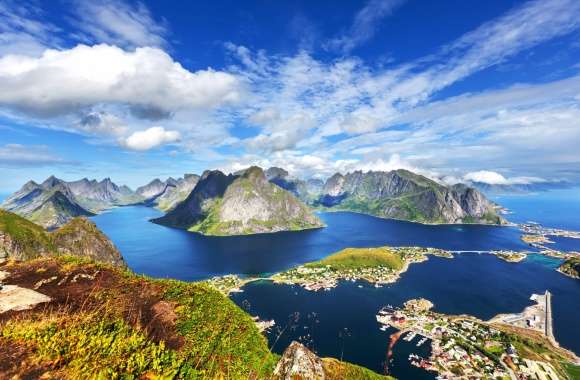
[376,296,574,380]
[271,247,453,291]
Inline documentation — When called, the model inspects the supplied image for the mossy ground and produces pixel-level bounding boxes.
[0,257,276,379]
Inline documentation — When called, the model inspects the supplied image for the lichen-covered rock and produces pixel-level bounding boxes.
[273,341,326,380]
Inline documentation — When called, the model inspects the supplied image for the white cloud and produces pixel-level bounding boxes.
[122,126,180,151]
[0,44,242,118]
[72,0,168,48]
[463,170,547,185]
[0,1,61,56]
[326,0,405,53]
[0,143,71,167]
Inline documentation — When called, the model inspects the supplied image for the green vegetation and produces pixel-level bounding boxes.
[0,209,54,259]
[1,257,277,379]
[306,247,404,271]
[559,257,580,279]
[322,357,394,380]
[563,363,580,379]
[0,209,123,266]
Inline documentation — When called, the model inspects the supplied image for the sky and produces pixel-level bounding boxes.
[1,0,580,191]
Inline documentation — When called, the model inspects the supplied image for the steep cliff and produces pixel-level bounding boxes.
[153,167,323,236]
[317,169,503,224]
[0,209,124,266]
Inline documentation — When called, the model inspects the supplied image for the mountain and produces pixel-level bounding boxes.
[1,179,94,230]
[0,209,124,266]
[1,176,141,228]
[154,174,200,211]
[153,167,323,236]
[265,167,321,202]
[316,169,504,224]
[136,178,168,199]
[470,181,572,195]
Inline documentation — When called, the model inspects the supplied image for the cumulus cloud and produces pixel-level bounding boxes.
[0,44,242,118]
[463,170,546,185]
[122,126,180,151]
[72,0,168,49]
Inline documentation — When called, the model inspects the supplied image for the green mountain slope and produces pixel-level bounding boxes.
[154,167,323,236]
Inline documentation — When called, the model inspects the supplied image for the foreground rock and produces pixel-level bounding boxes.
[316,169,504,225]
[274,341,392,380]
[0,285,51,313]
[154,166,323,236]
[0,209,124,267]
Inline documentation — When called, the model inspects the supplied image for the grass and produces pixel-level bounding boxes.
[563,363,580,380]
[0,257,277,379]
[0,209,54,259]
[306,247,404,271]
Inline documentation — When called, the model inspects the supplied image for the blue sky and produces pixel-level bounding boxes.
[1,0,580,191]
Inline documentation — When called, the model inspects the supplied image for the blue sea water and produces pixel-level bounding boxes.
[493,187,580,230]
[92,207,529,281]
[86,190,580,379]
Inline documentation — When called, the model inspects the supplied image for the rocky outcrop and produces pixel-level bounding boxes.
[317,169,503,225]
[153,167,323,236]
[51,217,125,267]
[273,341,391,379]
[0,209,124,267]
[273,341,326,380]
[136,179,168,199]
[558,257,580,279]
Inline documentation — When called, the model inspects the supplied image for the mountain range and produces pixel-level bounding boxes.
[153,166,324,235]
[2,166,503,233]
[0,176,141,229]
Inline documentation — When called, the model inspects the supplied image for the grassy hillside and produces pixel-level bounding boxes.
[1,257,392,379]
[306,247,404,271]
[0,209,54,260]
[0,257,277,378]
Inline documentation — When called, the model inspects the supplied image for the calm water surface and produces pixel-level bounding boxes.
[92,207,529,280]
[89,191,580,379]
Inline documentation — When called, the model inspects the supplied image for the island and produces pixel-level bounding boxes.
[491,250,528,263]
[271,246,453,291]
[376,295,580,379]
[558,257,580,279]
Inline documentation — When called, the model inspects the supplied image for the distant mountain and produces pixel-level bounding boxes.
[0,209,125,266]
[136,178,168,199]
[316,169,504,225]
[153,166,323,236]
[470,181,572,195]
[1,176,141,229]
[265,167,321,202]
[1,179,94,230]
[154,174,200,211]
